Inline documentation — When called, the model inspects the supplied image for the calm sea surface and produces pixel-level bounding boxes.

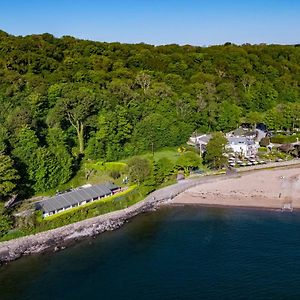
[1,206,300,300]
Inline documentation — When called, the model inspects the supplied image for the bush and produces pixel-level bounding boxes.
[259,137,270,147]
[270,135,298,144]
[176,151,202,174]
[109,170,121,179]
[258,147,268,152]
[105,162,127,173]
[0,214,13,237]
[127,157,151,184]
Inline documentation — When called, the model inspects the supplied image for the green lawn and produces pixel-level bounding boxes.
[126,147,181,163]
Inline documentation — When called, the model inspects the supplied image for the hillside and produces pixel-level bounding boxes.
[0,30,300,197]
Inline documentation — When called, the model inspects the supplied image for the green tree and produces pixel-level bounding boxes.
[11,126,40,179]
[12,127,72,193]
[127,157,151,185]
[0,124,8,152]
[56,85,96,155]
[95,107,133,160]
[46,128,73,187]
[204,132,228,169]
[28,147,59,192]
[244,111,264,127]
[217,101,241,132]
[0,153,19,199]
[151,157,175,186]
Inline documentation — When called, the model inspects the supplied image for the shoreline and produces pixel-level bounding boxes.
[170,202,300,212]
[0,178,212,264]
[1,161,300,265]
[172,166,300,210]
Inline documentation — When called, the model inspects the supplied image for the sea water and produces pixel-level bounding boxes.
[1,206,300,300]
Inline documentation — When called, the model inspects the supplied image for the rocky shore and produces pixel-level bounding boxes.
[0,178,212,264]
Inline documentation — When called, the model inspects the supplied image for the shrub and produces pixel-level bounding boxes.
[270,135,298,144]
[259,137,270,147]
[176,151,202,174]
[105,162,127,173]
[258,147,267,152]
[0,214,13,237]
[109,170,121,179]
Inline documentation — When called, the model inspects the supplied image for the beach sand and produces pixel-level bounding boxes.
[172,167,300,209]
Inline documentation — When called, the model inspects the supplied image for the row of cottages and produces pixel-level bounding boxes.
[35,183,120,218]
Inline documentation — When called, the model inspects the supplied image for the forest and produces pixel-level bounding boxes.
[1,29,300,201]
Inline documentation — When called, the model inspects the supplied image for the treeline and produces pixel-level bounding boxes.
[1,29,300,198]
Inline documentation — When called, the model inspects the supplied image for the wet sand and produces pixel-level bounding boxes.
[172,167,300,209]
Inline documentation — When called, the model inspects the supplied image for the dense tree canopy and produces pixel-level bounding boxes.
[1,30,300,197]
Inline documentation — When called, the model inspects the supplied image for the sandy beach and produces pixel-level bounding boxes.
[172,167,300,209]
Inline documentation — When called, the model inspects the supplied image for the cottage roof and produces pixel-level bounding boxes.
[228,137,247,144]
[227,137,255,145]
[196,134,212,144]
[35,183,119,214]
[233,127,245,137]
[245,131,256,137]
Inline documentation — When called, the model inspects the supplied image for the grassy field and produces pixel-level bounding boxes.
[142,148,181,162]
[122,147,182,163]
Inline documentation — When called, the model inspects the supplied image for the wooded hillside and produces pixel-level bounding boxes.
[1,30,300,197]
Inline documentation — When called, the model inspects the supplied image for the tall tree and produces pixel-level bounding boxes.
[204,132,228,169]
[57,85,96,155]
